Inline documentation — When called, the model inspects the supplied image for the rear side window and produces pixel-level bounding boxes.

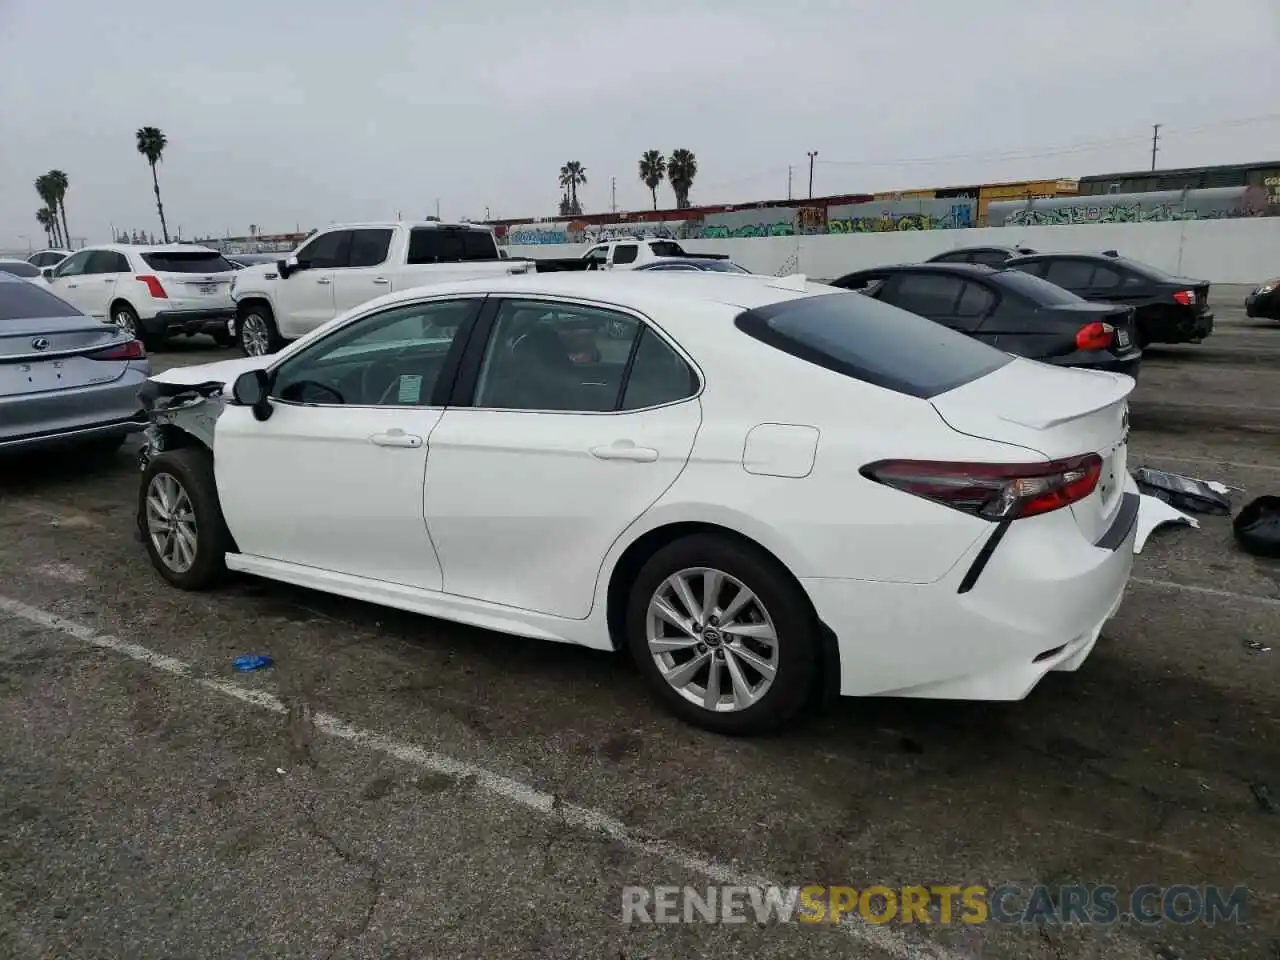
[1043,259,1097,288]
[613,244,639,265]
[735,292,1011,399]
[993,270,1083,306]
[888,273,964,315]
[648,241,684,257]
[0,261,41,278]
[348,229,392,268]
[620,327,699,409]
[141,251,236,273]
[0,279,84,320]
[1117,258,1180,283]
[407,228,499,263]
[955,281,996,317]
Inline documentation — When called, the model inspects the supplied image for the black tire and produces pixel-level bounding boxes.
[112,302,163,350]
[237,302,283,357]
[138,447,231,590]
[625,534,819,735]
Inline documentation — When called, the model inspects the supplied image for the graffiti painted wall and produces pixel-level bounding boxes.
[988,186,1269,227]
[825,197,976,233]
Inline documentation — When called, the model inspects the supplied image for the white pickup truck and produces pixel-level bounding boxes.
[229,221,533,356]
[522,237,733,273]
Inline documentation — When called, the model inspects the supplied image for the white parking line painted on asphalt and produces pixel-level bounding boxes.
[0,594,959,960]
[1131,577,1280,608]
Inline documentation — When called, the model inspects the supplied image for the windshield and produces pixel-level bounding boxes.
[0,261,41,279]
[0,279,82,320]
[141,251,237,273]
[995,269,1085,305]
[736,291,1011,399]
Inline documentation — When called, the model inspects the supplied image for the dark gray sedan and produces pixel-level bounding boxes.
[0,274,152,456]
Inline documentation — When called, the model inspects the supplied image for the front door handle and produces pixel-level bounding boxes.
[369,429,423,448]
[372,277,390,285]
[316,277,332,285]
[590,440,658,462]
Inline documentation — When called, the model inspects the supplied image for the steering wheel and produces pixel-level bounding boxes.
[281,379,344,404]
[360,360,402,406]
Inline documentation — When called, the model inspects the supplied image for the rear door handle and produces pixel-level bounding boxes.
[316,277,332,285]
[372,277,390,285]
[590,441,658,462]
[369,430,423,448]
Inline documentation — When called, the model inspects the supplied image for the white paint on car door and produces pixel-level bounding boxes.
[332,227,396,314]
[82,250,132,320]
[274,229,347,338]
[45,250,94,314]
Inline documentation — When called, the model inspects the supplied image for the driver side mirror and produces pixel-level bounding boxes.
[41,268,53,280]
[231,369,274,421]
[277,255,301,279]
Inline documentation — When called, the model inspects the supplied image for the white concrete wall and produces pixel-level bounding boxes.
[506,217,1280,284]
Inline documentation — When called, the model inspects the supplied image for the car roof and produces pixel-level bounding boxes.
[85,243,222,255]
[845,262,1000,277]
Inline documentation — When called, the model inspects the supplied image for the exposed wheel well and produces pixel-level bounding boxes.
[236,298,273,318]
[604,521,841,705]
[109,298,137,317]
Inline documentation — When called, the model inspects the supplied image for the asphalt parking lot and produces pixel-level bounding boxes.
[1,289,1277,960]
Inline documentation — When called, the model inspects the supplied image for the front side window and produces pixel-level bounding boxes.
[472,299,644,412]
[53,250,92,278]
[296,231,351,269]
[735,291,1011,400]
[270,298,478,406]
[583,246,608,266]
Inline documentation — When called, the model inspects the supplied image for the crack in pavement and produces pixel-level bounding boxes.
[303,794,383,960]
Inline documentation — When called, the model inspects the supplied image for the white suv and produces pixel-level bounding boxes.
[42,244,239,348]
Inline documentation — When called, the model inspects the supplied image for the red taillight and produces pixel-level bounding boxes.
[1075,321,1115,351]
[1172,289,1196,306]
[88,339,147,361]
[137,274,168,298]
[861,454,1104,520]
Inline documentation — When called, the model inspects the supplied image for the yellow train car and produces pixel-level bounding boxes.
[977,179,1079,224]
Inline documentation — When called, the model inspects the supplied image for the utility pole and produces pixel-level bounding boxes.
[435,198,441,220]
[611,177,617,213]
[1150,124,1161,172]
[807,151,818,199]
[787,166,793,200]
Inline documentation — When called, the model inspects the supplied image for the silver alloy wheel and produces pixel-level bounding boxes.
[240,312,270,356]
[145,473,198,574]
[646,566,779,713]
[113,309,137,337]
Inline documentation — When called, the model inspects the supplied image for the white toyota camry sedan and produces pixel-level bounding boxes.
[136,271,1139,734]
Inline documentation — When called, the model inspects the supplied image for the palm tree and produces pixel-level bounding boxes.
[35,208,55,247]
[136,126,171,242]
[558,161,587,216]
[34,175,63,247]
[667,149,698,209]
[47,169,71,249]
[638,150,666,210]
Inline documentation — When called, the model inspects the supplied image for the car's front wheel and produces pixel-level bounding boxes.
[138,447,231,590]
[237,303,282,357]
[626,534,819,734]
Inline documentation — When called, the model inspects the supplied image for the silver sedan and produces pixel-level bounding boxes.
[0,273,152,456]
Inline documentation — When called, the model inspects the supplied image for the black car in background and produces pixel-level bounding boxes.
[829,262,1141,377]
[1245,277,1280,321]
[633,258,751,273]
[925,245,1037,268]
[1003,251,1212,347]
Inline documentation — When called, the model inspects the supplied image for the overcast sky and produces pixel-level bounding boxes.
[1,0,1277,247]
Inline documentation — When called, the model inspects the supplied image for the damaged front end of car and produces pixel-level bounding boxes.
[136,378,227,474]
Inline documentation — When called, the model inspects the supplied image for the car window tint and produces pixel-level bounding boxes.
[705,260,749,273]
[473,299,641,412]
[584,247,608,265]
[1044,259,1096,288]
[955,281,995,317]
[0,261,41,278]
[297,231,350,269]
[1116,257,1181,283]
[141,251,235,273]
[406,228,498,264]
[1007,260,1047,279]
[271,298,476,406]
[612,244,639,265]
[348,229,393,268]
[994,270,1084,305]
[1091,264,1122,288]
[886,273,964,315]
[620,327,698,409]
[735,291,1011,400]
[0,278,84,319]
[970,250,1011,267]
[53,250,91,277]
[931,251,969,264]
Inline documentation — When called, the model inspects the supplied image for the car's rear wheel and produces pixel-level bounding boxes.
[626,534,818,734]
[139,447,231,590]
[238,303,282,357]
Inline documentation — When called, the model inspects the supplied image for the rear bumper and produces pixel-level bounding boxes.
[1047,353,1141,380]
[144,308,236,336]
[806,475,1138,700]
[0,366,151,452]
[1245,292,1280,319]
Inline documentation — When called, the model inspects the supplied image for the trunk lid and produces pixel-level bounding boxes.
[139,250,238,299]
[0,317,132,397]
[930,357,1134,543]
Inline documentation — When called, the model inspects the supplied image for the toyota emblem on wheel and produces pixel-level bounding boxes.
[31,337,50,351]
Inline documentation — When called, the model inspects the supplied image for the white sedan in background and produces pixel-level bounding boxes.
[134,272,1138,734]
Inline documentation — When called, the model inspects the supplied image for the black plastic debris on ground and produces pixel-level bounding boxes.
[1133,467,1233,516]
[1233,495,1280,559]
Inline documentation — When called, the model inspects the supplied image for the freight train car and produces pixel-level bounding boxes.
[987,185,1270,227]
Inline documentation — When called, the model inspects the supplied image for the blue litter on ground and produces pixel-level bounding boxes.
[234,655,274,672]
